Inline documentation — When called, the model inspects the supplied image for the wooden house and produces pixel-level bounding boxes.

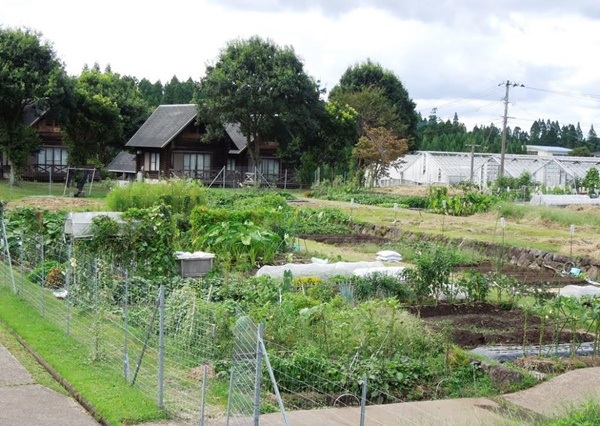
[0,104,69,181]
[123,104,298,187]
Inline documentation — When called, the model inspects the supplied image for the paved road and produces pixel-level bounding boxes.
[0,342,98,426]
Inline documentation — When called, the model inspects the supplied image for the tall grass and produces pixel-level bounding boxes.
[499,203,600,228]
[105,179,206,213]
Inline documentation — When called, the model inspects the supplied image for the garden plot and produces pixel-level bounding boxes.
[413,303,593,350]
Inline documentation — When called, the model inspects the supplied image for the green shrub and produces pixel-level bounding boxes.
[106,179,206,214]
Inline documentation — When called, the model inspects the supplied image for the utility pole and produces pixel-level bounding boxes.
[498,80,523,177]
[466,144,480,185]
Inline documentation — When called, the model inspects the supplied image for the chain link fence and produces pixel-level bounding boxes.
[0,222,287,425]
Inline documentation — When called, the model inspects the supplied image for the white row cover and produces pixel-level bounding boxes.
[256,260,385,279]
[558,285,600,298]
[530,194,600,206]
[64,212,124,239]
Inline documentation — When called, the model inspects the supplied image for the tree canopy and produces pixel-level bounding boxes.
[63,65,151,165]
[330,59,418,150]
[353,126,408,186]
[0,27,70,179]
[197,36,323,169]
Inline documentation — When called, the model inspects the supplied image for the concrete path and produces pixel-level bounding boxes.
[0,342,98,426]
[3,334,600,426]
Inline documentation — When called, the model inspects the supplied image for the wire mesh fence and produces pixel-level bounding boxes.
[0,225,280,425]
[0,216,431,426]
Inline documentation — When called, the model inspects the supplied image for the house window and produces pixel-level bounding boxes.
[227,158,236,170]
[183,153,211,176]
[260,158,280,176]
[37,148,67,166]
[147,152,160,171]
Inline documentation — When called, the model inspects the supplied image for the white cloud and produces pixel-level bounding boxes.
[2,0,599,134]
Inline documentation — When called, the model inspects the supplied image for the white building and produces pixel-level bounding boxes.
[381,151,600,189]
[525,145,572,157]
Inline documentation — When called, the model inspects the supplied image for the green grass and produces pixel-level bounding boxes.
[0,321,67,395]
[0,180,110,201]
[0,287,168,425]
[541,399,600,425]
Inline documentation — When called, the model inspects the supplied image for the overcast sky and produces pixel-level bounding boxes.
[3,0,600,135]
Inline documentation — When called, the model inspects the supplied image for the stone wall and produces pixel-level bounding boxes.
[347,221,600,280]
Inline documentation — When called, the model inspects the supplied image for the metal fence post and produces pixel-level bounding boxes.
[123,269,130,382]
[19,230,24,295]
[40,234,45,317]
[360,375,367,426]
[253,322,263,426]
[259,334,289,425]
[226,368,234,426]
[158,284,165,410]
[1,205,16,293]
[93,258,100,359]
[65,239,72,335]
[199,364,208,426]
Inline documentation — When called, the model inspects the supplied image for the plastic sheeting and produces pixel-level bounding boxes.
[256,260,385,279]
[353,266,405,278]
[64,212,124,239]
[530,194,600,206]
[558,285,600,298]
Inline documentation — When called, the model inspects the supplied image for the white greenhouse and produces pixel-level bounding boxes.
[380,151,600,190]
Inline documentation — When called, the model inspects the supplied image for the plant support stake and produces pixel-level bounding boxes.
[158,284,165,409]
[570,224,575,258]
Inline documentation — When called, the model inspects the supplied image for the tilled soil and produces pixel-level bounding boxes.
[412,303,593,349]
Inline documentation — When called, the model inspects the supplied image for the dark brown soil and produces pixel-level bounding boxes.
[301,234,594,352]
[412,303,594,349]
[455,261,588,287]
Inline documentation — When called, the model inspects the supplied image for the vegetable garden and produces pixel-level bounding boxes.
[2,179,600,425]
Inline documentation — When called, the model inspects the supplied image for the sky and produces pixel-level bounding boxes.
[3,0,600,136]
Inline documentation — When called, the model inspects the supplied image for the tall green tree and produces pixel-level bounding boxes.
[163,76,196,104]
[330,59,418,150]
[587,125,600,151]
[0,27,70,182]
[197,36,323,169]
[331,86,401,134]
[314,101,359,179]
[63,65,151,165]
[139,78,163,107]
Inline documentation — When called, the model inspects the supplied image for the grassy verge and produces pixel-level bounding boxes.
[0,286,168,425]
[0,180,110,200]
[0,320,67,395]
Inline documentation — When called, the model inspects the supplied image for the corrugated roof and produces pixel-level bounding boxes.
[125,104,197,148]
[107,151,136,173]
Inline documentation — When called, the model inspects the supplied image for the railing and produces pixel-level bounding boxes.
[21,164,69,181]
[168,167,303,189]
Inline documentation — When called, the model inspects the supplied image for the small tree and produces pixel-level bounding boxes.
[352,126,407,187]
[583,167,600,193]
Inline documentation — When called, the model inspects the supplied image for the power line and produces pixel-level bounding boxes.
[523,86,600,102]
